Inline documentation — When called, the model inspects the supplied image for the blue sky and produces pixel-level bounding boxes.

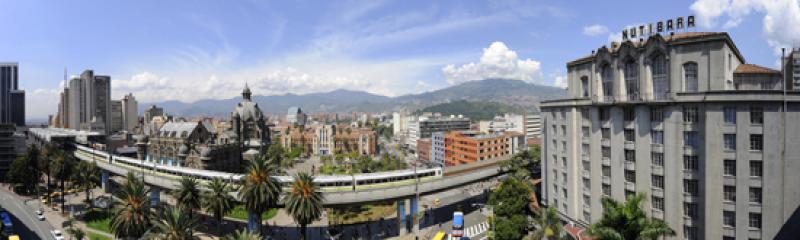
[4,0,798,119]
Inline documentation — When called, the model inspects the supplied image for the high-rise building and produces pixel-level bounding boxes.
[541,32,800,239]
[524,113,542,140]
[286,106,307,126]
[144,105,164,123]
[405,114,470,153]
[109,100,123,132]
[121,93,138,131]
[478,113,525,134]
[783,49,800,90]
[63,70,111,134]
[0,63,25,127]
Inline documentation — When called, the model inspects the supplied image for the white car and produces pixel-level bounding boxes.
[36,210,45,221]
[51,230,64,240]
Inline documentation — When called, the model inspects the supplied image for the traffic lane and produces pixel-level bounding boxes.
[0,190,53,240]
[8,211,42,240]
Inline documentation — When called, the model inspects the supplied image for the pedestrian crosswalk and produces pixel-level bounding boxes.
[446,221,490,239]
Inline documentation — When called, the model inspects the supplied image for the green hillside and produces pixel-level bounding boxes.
[414,100,528,121]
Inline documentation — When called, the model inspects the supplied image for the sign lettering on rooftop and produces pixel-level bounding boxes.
[621,15,695,41]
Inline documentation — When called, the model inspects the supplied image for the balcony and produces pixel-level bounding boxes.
[601,157,610,166]
[651,165,664,175]
[624,181,635,191]
[651,187,664,198]
[651,209,664,220]
[624,141,635,150]
[582,170,591,178]
[624,161,635,171]
[624,121,635,129]
[602,176,611,184]
[601,138,611,147]
[651,144,664,153]
[650,121,663,130]
[581,136,590,143]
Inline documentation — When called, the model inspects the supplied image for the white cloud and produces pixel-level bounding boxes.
[442,41,543,85]
[691,0,800,54]
[26,88,61,121]
[553,73,568,88]
[583,24,609,36]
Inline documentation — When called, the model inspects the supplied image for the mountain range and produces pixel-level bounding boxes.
[140,79,567,117]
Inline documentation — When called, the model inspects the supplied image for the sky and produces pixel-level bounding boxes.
[3,0,800,119]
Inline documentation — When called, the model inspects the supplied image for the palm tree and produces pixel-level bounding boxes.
[172,176,201,216]
[238,154,281,234]
[40,144,54,202]
[529,206,564,240]
[203,177,234,235]
[144,206,201,240]
[72,161,100,205]
[284,172,324,240]
[50,150,74,213]
[25,144,42,194]
[586,193,676,240]
[66,226,86,240]
[222,229,262,240]
[111,172,153,239]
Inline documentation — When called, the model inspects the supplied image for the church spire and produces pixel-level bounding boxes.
[242,82,252,100]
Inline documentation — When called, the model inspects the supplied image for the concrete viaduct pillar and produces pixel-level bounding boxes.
[150,186,160,207]
[101,170,110,193]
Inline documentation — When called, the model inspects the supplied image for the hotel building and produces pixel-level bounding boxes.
[541,32,800,239]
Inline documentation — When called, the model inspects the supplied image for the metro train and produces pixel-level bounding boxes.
[73,144,443,192]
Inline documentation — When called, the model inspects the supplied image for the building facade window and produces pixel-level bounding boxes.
[602,64,614,98]
[602,147,611,158]
[582,127,590,137]
[581,76,589,97]
[684,226,698,240]
[652,152,664,166]
[750,161,763,177]
[600,108,610,121]
[581,144,590,156]
[749,213,762,229]
[624,108,635,121]
[625,60,639,99]
[651,54,669,99]
[750,134,763,151]
[624,129,635,142]
[624,170,636,183]
[601,128,610,139]
[724,107,737,124]
[625,150,635,162]
[652,196,664,211]
[652,130,664,144]
[602,166,611,177]
[724,159,736,176]
[684,155,699,171]
[724,185,736,202]
[684,131,698,147]
[684,203,698,218]
[723,211,736,227]
[652,175,664,189]
[683,106,699,123]
[684,179,698,196]
[650,107,664,122]
[602,184,611,196]
[724,134,737,150]
[684,62,698,92]
[750,107,763,124]
[750,187,762,204]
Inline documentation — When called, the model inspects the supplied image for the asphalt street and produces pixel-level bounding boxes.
[0,187,54,240]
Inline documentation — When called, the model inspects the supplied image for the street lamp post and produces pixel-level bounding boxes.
[414,157,420,239]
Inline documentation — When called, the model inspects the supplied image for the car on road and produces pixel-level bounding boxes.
[51,230,65,240]
[36,209,45,221]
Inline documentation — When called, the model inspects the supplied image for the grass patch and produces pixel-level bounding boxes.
[87,232,112,240]
[83,209,113,233]
[226,204,278,221]
[328,203,396,224]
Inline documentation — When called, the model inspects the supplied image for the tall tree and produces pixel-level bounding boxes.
[238,154,281,234]
[50,150,75,213]
[489,177,532,240]
[284,172,324,240]
[72,161,100,204]
[111,172,153,239]
[171,177,202,217]
[144,206,201,240]
[203,177,234,235]
[40,144,54,201]
[529,206,564,240]
[586,193,675,240]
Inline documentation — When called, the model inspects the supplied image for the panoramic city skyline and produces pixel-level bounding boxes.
[4,0,799,119]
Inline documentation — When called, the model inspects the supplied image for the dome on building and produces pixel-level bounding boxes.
[199,147,212,159]
[233,84,264,122]
[177,144,189,157]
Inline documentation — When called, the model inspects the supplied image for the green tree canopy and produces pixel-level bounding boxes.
[586,193,676,240]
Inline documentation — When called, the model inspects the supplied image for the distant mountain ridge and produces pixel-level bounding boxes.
[140,79,566,117]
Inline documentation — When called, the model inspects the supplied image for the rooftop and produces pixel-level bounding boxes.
[735,63,780,74]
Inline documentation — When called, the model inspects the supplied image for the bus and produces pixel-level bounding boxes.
[0,211,13,235]
[451,211,464,238]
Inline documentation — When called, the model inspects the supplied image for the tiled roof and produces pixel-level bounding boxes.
[735,63,780,74]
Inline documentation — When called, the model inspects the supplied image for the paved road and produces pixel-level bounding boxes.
[0,188,55,240]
